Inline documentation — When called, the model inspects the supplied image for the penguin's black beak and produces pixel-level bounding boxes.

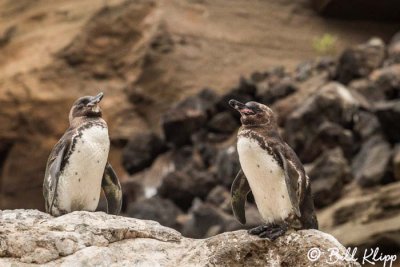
[229,99,255,115]
[87,92,104,107]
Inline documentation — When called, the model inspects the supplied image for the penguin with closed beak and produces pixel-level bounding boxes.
[43,92,122,216]
[229,99,318,240]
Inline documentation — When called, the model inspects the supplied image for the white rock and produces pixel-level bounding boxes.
[0,210,360,266]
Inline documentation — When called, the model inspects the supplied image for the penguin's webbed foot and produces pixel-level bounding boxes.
[248,224,288,240]
[248,224,273,235]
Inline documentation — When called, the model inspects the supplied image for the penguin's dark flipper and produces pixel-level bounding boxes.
[275,149,302,218]
[43,137,70,215]
[231,169,251,225]
[101,162,122,215]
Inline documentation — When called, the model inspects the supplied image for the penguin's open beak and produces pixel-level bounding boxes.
[229,99,255,115]
[87,92,104,107]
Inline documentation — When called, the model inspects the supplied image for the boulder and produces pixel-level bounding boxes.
[336,38,386,84]
[386,31,400,65]
[206,185,232,213]
[216,77,257,117]
[260,78,298,104]
[285,82,359,163]
[375,100,400,143]
[207,111,239,134]
[122,132,166,174]
[392,144,400,181]
[120,179,144,212]
[319,181,400,258]
[161,89,218,147]
[348,78,385,102]
[295,60,315,82]
[182,200,241,238]
[352,110,381,141]
[300,122,355,163]
[126,196,183,231]
[0,210,358,266]
[370,64,400,100]
[307,148,352,208]
[215,145,241,188]
[351,135,392,187]
[157,170,218,211]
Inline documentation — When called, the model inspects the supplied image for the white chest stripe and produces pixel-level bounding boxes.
[237,136,293,223]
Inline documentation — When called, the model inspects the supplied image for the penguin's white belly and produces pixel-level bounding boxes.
[237,136,292,223]
[58,126,110,212]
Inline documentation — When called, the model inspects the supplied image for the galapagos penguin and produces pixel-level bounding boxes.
[229,99,318,240]
[43,92,122,216]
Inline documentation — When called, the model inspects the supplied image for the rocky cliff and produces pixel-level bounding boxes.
[0,210,359,266]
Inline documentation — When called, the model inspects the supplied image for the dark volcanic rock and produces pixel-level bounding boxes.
[120,179,144,212]
[182,199,263,238]
[352,135,392,187]
[217,77,257,117]
[375,100,400,143]
[285,82,359,163]
[336,38,385,84]
[170,146,195,170]
[352,110,381,140]
[307,148,352,208]
[182,201,240,238]
[122,132,166,174]
[300,122,355,163]
[158,170,218,211]
[295,61,314,82]
[207,111,239,134]
[206,185,231,213]
[161,89,218,147]
[348,79,385,102]
[215,145,241,188]
[126,196,182,230]
[386,31,400,65]
[370,64,400,100]
[392,145,400,181]
[260,78,298,104]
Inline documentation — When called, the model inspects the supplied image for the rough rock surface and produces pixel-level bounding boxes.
[284,82,359,163]
[375,100,400,143]
[351,135,392,187]
[319,181,400,254]
[0,210,359,266]
[306,148,352,208]
[336,38,386,84]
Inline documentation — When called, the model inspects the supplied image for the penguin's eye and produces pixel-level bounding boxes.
[78,99,90,106]
[245,103,262,113]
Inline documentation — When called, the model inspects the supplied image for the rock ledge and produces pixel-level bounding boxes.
[0,210,359,266]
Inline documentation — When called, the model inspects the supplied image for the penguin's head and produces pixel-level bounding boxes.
[69,92,104,122]
[229,99,276,127]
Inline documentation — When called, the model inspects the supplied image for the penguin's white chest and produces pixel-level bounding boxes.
[58,125,110,212]
[237,136,292,223]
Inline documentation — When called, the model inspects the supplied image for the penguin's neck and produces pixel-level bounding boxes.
[240,125,281,141]
[70,116,106,129]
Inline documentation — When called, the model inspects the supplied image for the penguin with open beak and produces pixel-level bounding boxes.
[229,99,318,240]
